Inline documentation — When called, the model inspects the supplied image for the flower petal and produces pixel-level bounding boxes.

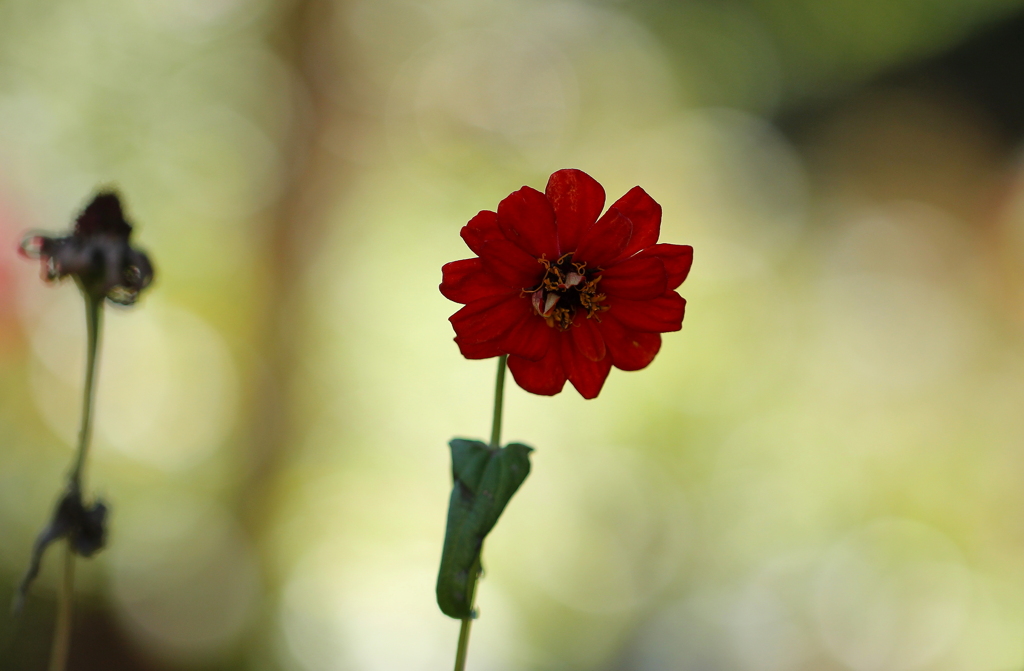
[634,244,693,290]
[478,239,544,287]
[570,312,606,362]
[125,247,155,292]
[574,208,632,268]
[440,258,516,303]
[607,186,661,262]
[507,330,567,396]
[598,315,662,371]
[75,192,132,239]
[500,312,551,361]
[455,336,503,359]
[449,294,529,344]
[599,255,667,300]
[561,332,612,399]
[460,210,502,256]
[496,186,558,260]
[545,169,605,255]
[606,292,686,333]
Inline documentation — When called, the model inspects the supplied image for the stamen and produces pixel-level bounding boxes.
[18,236,45,259]
[526,252,608,330]
[543,293,560,315]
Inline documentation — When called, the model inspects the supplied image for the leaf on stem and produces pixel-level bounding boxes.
[436,439,532,619]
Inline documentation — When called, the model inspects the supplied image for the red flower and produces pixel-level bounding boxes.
[441,169,692,399]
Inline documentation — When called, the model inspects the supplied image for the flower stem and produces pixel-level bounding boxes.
[50,293,102,671]
[490,355,507,449]
[453,354,507,671]
[452,553,481,671]
[47,543,74,671]
[70,294,102,489]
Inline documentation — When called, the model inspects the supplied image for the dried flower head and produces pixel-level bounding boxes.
[12,486,107,614]
[19,191,154,304]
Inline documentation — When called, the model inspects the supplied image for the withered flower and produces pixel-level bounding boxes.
[19,192,154,305]
[12,486,106,614]
[12,190,152,635]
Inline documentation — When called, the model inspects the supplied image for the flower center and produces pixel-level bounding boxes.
[523,253,608,330]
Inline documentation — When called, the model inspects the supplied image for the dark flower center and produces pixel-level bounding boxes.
[523,253,608,330]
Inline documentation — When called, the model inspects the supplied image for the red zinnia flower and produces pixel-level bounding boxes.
[441,169,692,399]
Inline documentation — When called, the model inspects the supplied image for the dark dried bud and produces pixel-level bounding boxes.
[19,191,154,305]
[12,486,108,613]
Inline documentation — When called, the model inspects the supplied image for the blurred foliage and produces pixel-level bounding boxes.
[628,0,1024,111]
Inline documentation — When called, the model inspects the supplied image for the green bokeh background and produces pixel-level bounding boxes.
[3,0,1024,669]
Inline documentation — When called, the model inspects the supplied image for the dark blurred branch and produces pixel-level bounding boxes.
[240,0,353,527]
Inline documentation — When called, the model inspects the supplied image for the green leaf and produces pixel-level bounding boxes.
[436,438,533,619]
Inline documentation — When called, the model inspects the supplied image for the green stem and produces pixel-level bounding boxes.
[489,355,507,449]
[47,543,74,671]
[454,355,507,671]
[452,554,481,671]
[69,294,102,489]
[50,293,102,671]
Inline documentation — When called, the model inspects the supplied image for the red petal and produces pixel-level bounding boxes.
[545,169,605,255]
[598,256,667,300]
[478,239,544,287]
[598,315,662,371]
[561,333,612,399]
[449,294,529,344]
[570,312,606,362]
[455,336,503,359]
[634,244,693,290]
[460,210,502,256]
[507,330,567,396]
[574,208,632,268]
[500,312,551,361]
[440,258,516,303]
[608,186,661,262]
[606,292,686,333]
[496,186,558,260]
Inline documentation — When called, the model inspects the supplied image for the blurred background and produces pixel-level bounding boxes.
[3,0,1024,669]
